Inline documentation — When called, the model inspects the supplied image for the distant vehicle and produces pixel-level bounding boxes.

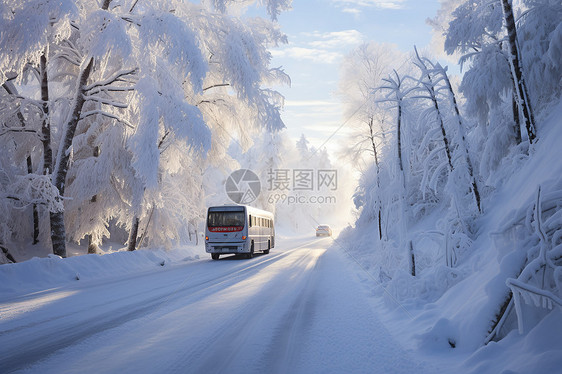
[205,205,274,260]
[315,224,332,237]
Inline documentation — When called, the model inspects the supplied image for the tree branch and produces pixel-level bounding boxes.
[80,110,134,128]
[86,85,136,95]
[52,52,82,67]
[83,95,129,108]
[0,127,43,138]
[203,83,230,92]
[83,68,138,92]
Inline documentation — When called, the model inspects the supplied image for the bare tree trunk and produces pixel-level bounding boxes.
[501,0,536,143]
[2,61,48,244]
[26,157,39,244]
[409,240,416,277]
[441,68,482,213]
[40,52,52,175]
[50,57,94,258]
[1,242,16,263]
[397,98,404,175]
[392,71,410,255]
[431,87,453,171]
[87,144,101,254]
[37,52,52,246]
[368,117,378,166]
[49,0,111,258]
[87,234,98,254]
[512,89,522,144]
[127,216,139,251]
[414,48,453,171]
[368,117,383,240]
[136,207,154,249]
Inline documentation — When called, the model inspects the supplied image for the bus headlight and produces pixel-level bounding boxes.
[242,236,247,240]
[205,236,209,241]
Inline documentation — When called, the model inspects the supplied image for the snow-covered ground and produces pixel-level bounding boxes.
[2,228,561,373]
[1,234,447,374]
[337,99,562,374]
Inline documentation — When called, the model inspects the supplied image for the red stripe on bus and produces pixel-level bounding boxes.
[208,226,244,232]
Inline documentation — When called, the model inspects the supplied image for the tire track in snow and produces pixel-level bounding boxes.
[1,236,439,374]
[0,239,325,373]
[162,247,326,374]
[256,249,322,374]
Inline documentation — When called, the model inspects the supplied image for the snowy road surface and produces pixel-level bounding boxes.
[0,237,437,374]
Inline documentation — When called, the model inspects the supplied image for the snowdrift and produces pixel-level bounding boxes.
[0,246,203,300]
[341,99,562,373]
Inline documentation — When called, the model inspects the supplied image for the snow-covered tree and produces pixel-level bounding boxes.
[338,43,406,170]
[0,0,292,257]
[500,0,536,143]
[440,0,529,186]
[516,0,562,114]
[411,47,481,214]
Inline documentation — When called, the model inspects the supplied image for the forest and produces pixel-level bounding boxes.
[0,0,307,260]
[339,0,562,350]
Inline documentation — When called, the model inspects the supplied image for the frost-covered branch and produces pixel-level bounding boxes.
[80,110,134,128]
[507,277,562,334]
[83,95,129,108]
[197,98,227,106]
[84,68,138,93]
[52,45,82,67]
[203,83,230,92]
[86,85,136,95]
[507,278,562,308]
[2,174,64,213]
[0,127,43,139]
[413,47,453,172]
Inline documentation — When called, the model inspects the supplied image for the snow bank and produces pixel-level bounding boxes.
[0,246,204,300]
[424,99,562,352]
[341,99,562,372]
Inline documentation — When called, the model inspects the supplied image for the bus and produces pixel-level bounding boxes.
[205,205,275,260]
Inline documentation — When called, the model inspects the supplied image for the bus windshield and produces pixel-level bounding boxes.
[207,211,245,228]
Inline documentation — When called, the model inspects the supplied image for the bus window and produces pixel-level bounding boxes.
[207,211,245,228]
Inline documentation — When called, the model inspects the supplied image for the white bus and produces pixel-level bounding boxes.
[205,205,275,260]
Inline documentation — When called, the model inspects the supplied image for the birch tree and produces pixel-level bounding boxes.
[444,0,521,143]
[339,43,406,240]
[0,0,76,253]
[500,0,536,143]
[412,47,481,214]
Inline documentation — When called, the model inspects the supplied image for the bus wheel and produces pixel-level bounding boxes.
[264,240,270,255]
[211,253,220,260]
[247,242,254,259]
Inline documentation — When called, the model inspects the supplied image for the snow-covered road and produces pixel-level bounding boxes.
[0,236,437,373]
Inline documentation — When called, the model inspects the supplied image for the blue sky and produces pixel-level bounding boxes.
[267,0,446,152]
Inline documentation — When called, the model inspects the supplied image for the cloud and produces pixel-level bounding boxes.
[342,8,362,15]
[306,30,364,49]
[272,30,365,64]
[331,0,406,11]
[272,47,343,64]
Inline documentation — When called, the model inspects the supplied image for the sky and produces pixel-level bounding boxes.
[267,0,447,154]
